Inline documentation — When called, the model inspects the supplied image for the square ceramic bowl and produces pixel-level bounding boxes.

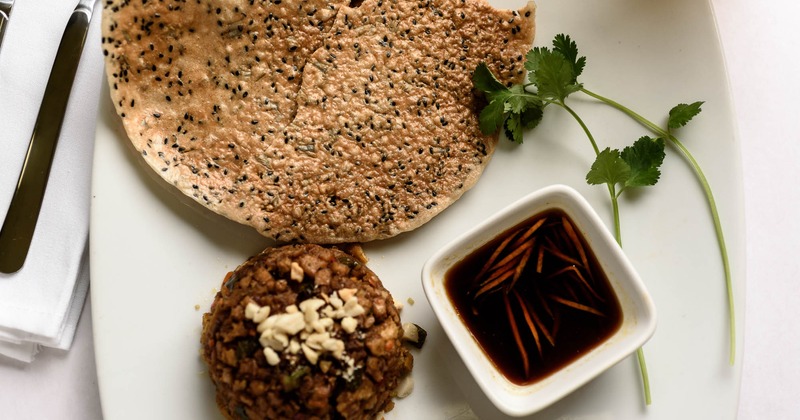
[421,184,657,417]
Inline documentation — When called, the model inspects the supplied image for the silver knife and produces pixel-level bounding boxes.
[0,0,13,52]
[0,0,97,273]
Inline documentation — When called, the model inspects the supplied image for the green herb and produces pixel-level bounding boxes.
[668,102,705,129]
[281,365,310,392]
[235,337,261,361]
[473,33,736,405]
[473,64,543,143]
[586,137,666,241]
[587,137,666,191]
[581,86,735,369]
[585,137,665,407]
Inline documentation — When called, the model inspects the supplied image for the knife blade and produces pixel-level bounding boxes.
[0,0,97,274]
[0,0,13,52]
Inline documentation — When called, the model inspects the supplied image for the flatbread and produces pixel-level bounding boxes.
[102,0,536,243]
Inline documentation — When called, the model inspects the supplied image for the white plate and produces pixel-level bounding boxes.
[90,0,744,418]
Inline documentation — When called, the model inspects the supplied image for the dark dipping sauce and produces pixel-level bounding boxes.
[445,209,623,385]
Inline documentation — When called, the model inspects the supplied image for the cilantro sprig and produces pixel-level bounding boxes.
[586,137,666,242]
[473,34,736,405]
[473,64,543,143]
[587,137,666,193]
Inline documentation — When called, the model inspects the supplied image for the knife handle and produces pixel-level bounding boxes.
[0,2,94,274]
[0,1,11,53]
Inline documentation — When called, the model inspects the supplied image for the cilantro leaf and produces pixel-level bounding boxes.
[525,48,581,101]
[519,104,544,130]
[620,136,666,188]
[503,91,544,143]
[472,62,507,94]
[506,85,540,113]
[552,34,586,82]
[478,98,507,135]
[524,46,547,75]
[474,62,511,135]
[473,62,544,138]
[504,112,524,143]
[586,148,630,186]
[668,101,704,129]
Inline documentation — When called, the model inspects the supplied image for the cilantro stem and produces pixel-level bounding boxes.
[580,87,736,365]
[558,101,652,405]
[559,102,623,240]
[580,88,664,135]
[667,135,736,365]
[609,176,651,406]
[636,348,652,405]
[611,192,621,245]
[608,184,622,248]
[558,102,600,155]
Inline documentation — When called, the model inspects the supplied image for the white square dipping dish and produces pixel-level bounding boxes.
[421,184,657,417]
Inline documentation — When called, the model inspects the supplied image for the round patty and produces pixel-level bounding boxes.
[201,244,413,419]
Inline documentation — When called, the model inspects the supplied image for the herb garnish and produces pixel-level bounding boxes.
[473,34,735,405]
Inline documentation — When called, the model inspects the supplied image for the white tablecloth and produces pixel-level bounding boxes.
[0,0,797,418]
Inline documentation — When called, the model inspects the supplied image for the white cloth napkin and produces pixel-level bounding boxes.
[0,0,103,362]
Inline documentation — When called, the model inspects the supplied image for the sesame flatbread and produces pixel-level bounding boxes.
[102,0,536,243]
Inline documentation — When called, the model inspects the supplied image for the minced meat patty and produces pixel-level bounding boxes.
[201,244,413,419]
